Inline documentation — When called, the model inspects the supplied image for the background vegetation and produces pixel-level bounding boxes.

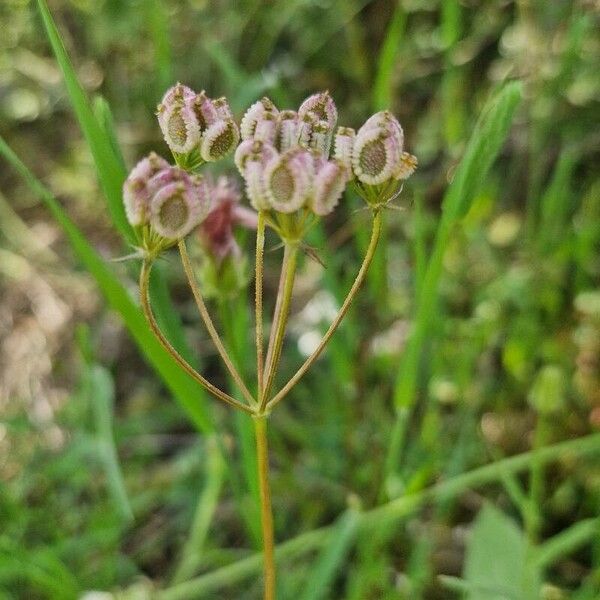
[1,0,599,598]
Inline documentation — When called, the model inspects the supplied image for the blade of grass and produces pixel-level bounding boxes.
[385,82,522,492]
[157,432,600,599]
[440,0,465,148]
[172,437,226,583]
[76,325,133,524]
[537,147,577,252]
[412,191,427,298]
[86,364,134,523]
[36,0,134,244]
[0,545,79,600]
[298,507,361,600]
[0,135,213,433]
[533,519,600,569]
[93,96,127,172]
[372,2,406,111]
[145,0,173,93]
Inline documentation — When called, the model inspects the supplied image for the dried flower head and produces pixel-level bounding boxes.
[394,152,418,180]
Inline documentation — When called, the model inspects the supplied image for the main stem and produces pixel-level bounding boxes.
[267,210,382,410]
[254,416,276,599]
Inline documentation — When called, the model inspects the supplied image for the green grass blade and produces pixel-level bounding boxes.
[86,364,134,523]
[537,148,577,252]
[0,135,213,434]
[172,437,226,583]
[93,96,127,173]
[385,82,523,490]
[298,508,361,600]
[440,0,465,147]
[0,545,79,599]
[373,3,406,111]
[534,518,599,569]
[36,0,134,244]
[145,0,173,93]
[412,192,427,298]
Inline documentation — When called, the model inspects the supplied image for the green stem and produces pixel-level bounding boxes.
[178,240,256,408]
[172,436,226,583]
[254,416,276,599]
[267,210,382,410]
[256,211,266,404]
[526,413,550,542]
[262,243,298,409]
[157,432,600,600]
[139,260,252,414]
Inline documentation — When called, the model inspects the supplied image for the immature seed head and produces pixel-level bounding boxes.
[265,149,313,213]
[253,111,278,145]
[213,96,234,121]
[333,126,355,174]
[234,139,276,176]
[191,91,219,130]
[277,110,300,153]
[149,169,210,239]
[311,158,348,216]
[352,111,403,185]
[297,112,317,149]
[308,120,333,157]
[244,159,270,211]
[200,119,240,162]
[123,152,170,226]
[240,97,278,140]
[298,91,338,131]
[157,84,201,154]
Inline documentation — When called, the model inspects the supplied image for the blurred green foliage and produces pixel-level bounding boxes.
[1,0,599,598]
